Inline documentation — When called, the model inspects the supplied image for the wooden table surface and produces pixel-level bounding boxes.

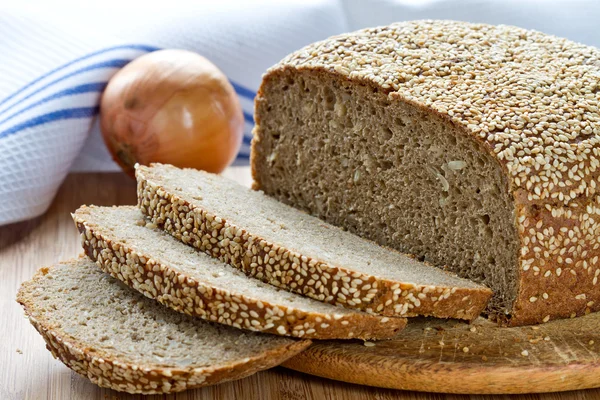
[2,168,599,400]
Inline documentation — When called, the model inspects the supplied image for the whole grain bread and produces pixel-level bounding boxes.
[251,20,600,326]
[17,258,309,394]
[73,205,405,339]
[136,163,491,321]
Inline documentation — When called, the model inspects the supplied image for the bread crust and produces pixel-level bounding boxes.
[17,259,310,394]
[252,21,600,326]
[73,206,407,340]
[136,165,492,321]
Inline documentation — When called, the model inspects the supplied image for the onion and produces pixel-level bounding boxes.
[100,49,244,177]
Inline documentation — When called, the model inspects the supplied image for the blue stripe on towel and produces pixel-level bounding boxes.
[0,43,257,119]
[0,82,107,126]
[0,106,99,139]
[231,82,256,100]
[0,60,131,118]
[243,111,254,124]
[0,44,159,110]
[0,42,257,153]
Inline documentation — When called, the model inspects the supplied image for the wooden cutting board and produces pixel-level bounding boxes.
[283,312,600,394]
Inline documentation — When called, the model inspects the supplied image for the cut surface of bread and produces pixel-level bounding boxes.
[73,206,405,339]
[17,258,310,394]
[251,20,600,325]
[253,69,516,320]
[136,163,492,321]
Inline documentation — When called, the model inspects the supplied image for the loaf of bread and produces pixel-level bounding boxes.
[136,163,492,321]
[251,20,600,326]
[17,258,309,394]
[73,205,406,339]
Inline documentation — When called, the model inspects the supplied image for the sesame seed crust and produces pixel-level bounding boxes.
[275,20,600,207]
[73,207,406,340]
[17,259,310,394]
[512,200,600,325]
[136,165,491,321]
[265,20,600,326]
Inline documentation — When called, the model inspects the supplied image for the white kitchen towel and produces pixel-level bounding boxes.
[0,0,347,225]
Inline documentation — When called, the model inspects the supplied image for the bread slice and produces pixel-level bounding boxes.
[73,206,405,340]
[136,163,492,321]
[250,20,600,326]
[17,258,310,394]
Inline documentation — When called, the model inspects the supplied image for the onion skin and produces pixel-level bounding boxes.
[100,49,244,177]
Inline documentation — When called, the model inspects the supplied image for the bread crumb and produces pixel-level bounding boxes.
[589,340,595,345]
[531,326,539,330]
[16,348,22,354]
[447,160,467,170]
[521,350,529,356]
[469,327,477,333]
[462,347,469,353]
[544,336,551,341]
[363,341,376,347]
